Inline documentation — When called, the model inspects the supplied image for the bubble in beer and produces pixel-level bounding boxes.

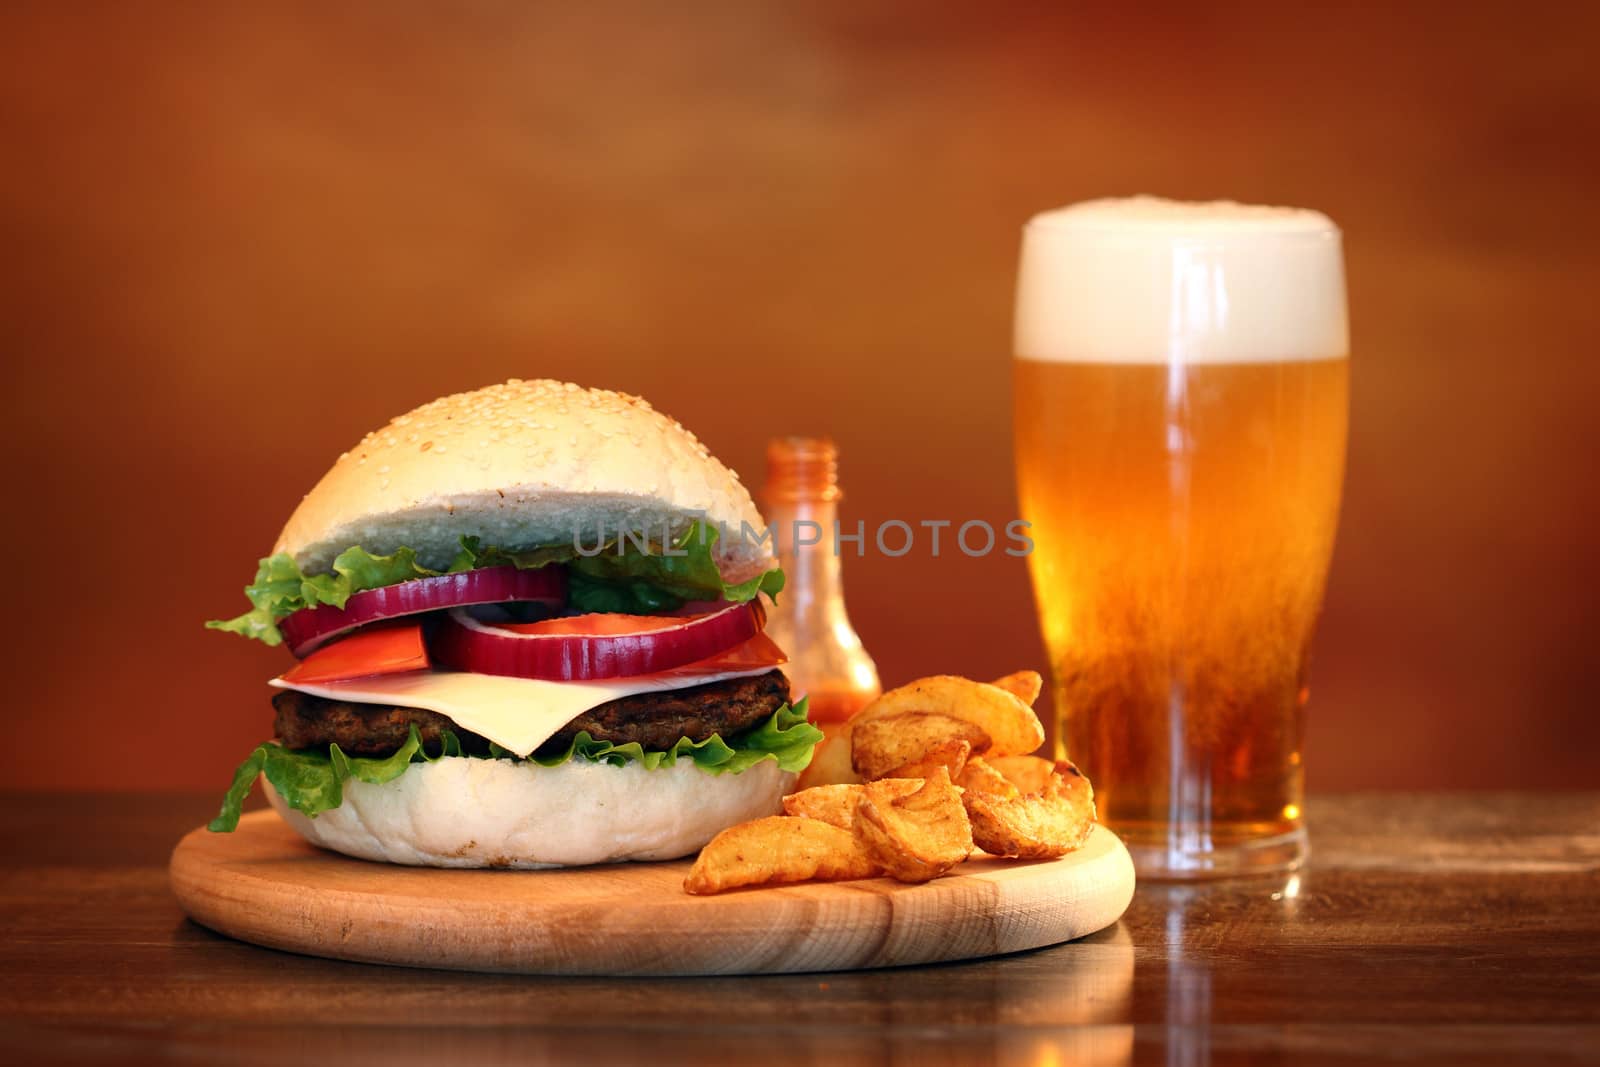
[1014,196,1348,365]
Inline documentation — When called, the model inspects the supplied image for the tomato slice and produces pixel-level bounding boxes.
[279,622,429,686]
[652,631,787,678]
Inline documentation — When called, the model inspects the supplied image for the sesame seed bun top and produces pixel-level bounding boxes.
[272,379,770,578]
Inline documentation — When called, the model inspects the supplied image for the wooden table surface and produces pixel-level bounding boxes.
[2,792,1596,1066]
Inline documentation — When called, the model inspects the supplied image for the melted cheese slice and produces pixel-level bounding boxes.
[269,642,785,758]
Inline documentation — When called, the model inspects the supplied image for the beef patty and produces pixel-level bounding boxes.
[271,669,791,758]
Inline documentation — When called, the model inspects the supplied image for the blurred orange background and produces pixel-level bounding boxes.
[3,3,1596,791]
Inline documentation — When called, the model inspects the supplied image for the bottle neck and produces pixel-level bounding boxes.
[768,499,846,614]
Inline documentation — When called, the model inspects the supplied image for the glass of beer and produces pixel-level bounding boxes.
[1012,197,1348,878]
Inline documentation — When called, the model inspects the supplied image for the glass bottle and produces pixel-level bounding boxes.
[760,437,880,729]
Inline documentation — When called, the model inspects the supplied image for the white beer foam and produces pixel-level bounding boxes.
[1014,197,1348,364]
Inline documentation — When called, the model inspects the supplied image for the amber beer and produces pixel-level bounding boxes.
[1012,198,1349,877]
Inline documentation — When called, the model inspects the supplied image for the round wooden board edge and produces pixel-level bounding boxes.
[171,811,1135,976]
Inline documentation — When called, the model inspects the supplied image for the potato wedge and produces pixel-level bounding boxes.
[853,768,974,882]
[852,675,1045,757]
[985,754,1057,795]
[851,712,987,781]
[989,670,1043,707]
[795,727,862,790]
[882,738,972,781]
[964,761,1097,860]
[782,779,921,829]
[684,816,879,895]
[955,755,1020,801]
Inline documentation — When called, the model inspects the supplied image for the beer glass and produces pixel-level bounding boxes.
[1012,197,1348,878]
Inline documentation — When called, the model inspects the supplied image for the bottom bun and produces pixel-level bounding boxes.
[265,756,794,868]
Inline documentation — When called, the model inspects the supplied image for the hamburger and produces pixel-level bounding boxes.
[205,379,817,868]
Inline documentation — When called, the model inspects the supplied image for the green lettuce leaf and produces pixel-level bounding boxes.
[447,537,587,574]
[569,521,785,607]
[204,554,308,645]
[208,723,450,832]
[207,699,820,833]
[205,545,453,647]
[208,521,783,646]
[530,700,819,775]
[565,571,688,614]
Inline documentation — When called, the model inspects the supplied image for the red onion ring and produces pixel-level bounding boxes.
[279,566,566,659]
[428,599,766,681]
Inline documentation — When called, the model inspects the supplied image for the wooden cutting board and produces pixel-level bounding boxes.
[170,811,1135,975]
